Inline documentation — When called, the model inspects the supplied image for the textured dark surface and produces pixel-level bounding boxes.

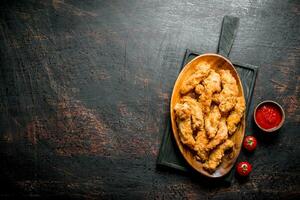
[0,0,299,199]
[157,49,258,184]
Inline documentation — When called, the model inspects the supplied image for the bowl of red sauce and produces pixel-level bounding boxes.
[254,100,285,132]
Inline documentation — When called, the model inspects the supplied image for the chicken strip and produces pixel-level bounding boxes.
[205,105,221,139]
[213,70,239,113]
[212,93,221,104]
[179,96,207,160]
[198,90,212,114]
[174,102,191,120]
[219,96,237,113]
[202,71,222,94]
[180,64,211,94]
[203,139,234,173]
[194,130,209,162]
[220,69,237,85]
[195,84,211,113]
[181,96,204,131]
[177,117,195,149]
[174,103,195,149]
[206,117,228,150]
[195,71,221,113]
[195,87,212,113]
[227,96,246,135]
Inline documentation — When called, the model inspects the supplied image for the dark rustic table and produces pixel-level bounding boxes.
[0,0,299,199]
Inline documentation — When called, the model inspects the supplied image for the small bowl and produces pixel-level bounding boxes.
[254,100,285,132]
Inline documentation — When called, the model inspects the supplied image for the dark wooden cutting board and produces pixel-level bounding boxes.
[157,49,258,184]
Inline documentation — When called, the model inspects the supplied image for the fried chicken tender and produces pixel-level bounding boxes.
[194,130,209,162]
[199,91,212,114]
[219,96,237,113]
[181,96,204,131]
[202,71,222,94]
[203,139,234,173]
[179,96,208,161]
[195,84,205,95]
[180,64,211,94]
[174,103,191,120]
[220,69,237,85]
[174,103,195,149]
[195,84,211,113]
[195,71,221,113]
[227,96,246,135]
[206,117,228,150]
[205,105,221,139]
[177,117,195,149]
[213,70,239,113]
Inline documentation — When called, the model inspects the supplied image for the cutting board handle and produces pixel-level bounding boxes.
[217,16,240,57]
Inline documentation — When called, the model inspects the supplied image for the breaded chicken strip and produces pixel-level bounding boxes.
[213,70,239,113]
[220,69,237,85]
[205,105,221,139]
[180,96,207,161]
[177,117,195,149]
[227,96,246,135]
[195,83,205,95]
[195,71,221,113]
[181,96,204,131]
[180,64,211,94]
[203,139,234,173]
[199,92,212,114]
[194,130,209,162]
[195,84,211,114]
[206,117,228,150]
[174,102,191,120]
[202,71,222,94]
[174,103,195,149]
[219,96,237,113]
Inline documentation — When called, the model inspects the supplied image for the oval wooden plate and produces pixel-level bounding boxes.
[170,53,246,178]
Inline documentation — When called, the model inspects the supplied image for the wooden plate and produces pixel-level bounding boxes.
[170,53,246,178]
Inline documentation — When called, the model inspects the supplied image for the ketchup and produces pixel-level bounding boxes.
[255,103,282,129]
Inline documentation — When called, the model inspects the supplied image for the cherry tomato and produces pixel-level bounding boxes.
[236,161,252,176]
[243,136,257,151]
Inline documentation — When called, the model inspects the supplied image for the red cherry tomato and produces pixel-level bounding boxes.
[236,161,252,176]
[243,136,257,151]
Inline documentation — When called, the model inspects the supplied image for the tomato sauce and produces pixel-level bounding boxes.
[255,103,282,129]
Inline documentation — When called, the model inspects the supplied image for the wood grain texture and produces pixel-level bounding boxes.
[0,0,299,199]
